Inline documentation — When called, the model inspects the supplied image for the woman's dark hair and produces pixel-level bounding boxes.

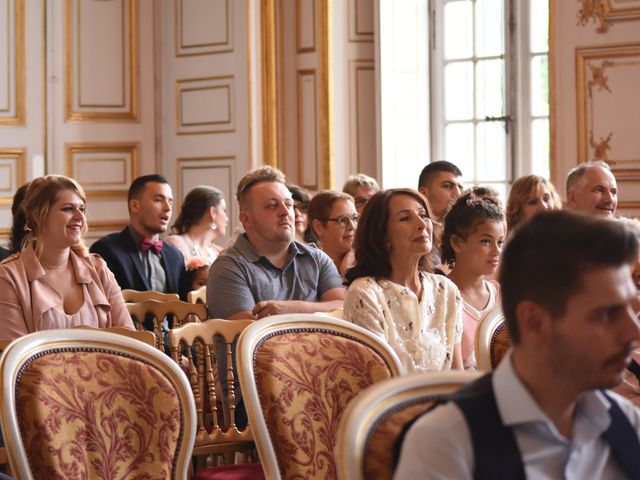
[345,188,434,285]
[441,187,505,268]
[10,182,30,252]
[172,186,224,235]
[179,264,209,301]
[287,184,310,208]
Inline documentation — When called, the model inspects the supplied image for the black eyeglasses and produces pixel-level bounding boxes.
[318,214,359,228]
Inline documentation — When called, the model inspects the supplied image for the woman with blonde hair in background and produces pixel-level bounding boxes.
[0,175,134,340]
[165,185,228,265]
[506,175,561,232]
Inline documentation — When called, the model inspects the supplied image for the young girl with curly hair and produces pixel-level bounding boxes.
[442,188,506,369]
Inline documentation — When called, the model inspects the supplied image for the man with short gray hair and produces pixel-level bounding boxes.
[207,166,345,319]
[343,173,380,214]
[566,160,618,217]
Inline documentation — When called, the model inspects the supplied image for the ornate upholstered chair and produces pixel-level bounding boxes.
[168,319,264,480]
[187,285,207,305]
[336,371,479,480]
[121,289,180,302]
[0,329,196,480]
[126,299,208,350]
[475,306,511,371]
[0,339,10,472]
[237,314,403,480]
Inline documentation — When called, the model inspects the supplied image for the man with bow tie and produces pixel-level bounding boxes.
[90,174,184,296]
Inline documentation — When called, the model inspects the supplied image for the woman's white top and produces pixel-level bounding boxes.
[344,272,463,373]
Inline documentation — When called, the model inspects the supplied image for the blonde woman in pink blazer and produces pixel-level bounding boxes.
[0,175,134,340]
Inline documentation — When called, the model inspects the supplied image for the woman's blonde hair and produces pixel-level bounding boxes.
[506,175,561,231]
[23,175,89,257]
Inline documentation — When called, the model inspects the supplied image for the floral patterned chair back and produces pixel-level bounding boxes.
[237,314,404,480]
[475,307,512,371]
[126,299,209,350]
[336,371,479,480]
[0,329,196,480]
[168,318,265,479]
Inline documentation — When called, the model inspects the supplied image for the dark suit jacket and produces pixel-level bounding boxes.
[89,227,184,294]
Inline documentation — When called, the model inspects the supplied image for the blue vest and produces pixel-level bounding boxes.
[395,373,640,479]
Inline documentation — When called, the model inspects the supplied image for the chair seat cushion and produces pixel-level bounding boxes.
[195,463,265,480]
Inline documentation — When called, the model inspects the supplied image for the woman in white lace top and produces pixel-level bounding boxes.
[344,188,463,373]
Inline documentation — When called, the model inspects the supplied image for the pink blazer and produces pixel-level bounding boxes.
[0,245,134,340]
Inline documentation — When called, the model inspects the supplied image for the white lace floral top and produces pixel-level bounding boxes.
[344,273,463,373]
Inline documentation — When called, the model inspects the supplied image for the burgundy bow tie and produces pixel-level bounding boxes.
[140,238,163,255]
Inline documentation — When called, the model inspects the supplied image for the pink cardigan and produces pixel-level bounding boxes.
[0,245,134,340]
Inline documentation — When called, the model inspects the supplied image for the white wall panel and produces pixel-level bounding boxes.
[297,71,318,188]
[66,0,136,120]
[177,76,235,134]
[176,0,232,56]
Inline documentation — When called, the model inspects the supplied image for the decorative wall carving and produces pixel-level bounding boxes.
[576,43,640,207]
[576,0,640,33]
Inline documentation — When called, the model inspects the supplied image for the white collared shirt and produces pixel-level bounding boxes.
[394,350,640,479]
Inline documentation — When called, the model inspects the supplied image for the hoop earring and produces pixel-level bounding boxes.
[211,222,217,231]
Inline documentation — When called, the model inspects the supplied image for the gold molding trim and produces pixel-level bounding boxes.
[577,0,640,33]
[0,0,25,126]
[65,142,139,199]
[549,0,556,185]
[261,0,279,167]
[297,70,319,190]
[175,0,233,57]
[576,43,640,165]
[348,0,373,43]
[0,148,26,205]
[175,76,235,135]
[296,0,316,53]
[88,220,128,231]
[318,0,333,189]
[65,0,139,122]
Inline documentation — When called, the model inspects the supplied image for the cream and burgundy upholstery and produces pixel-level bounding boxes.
[168,318,264,480]
[237,314,403,480]
[475,307,512,371]
[336,371,479,480]
[0,329,196,480]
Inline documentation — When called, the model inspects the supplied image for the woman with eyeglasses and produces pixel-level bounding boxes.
[308,190,358,279]
[344,188,463,373]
